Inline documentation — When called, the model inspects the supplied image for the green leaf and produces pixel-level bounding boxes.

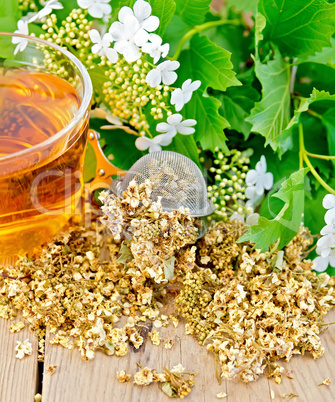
[175,0,212,26]
[227,0,258,14]
[185,90,230,152]
[163,256,175,280]
[246,50,291,152]
[162,15,191,56]
[176,49,230,153]
[83,142,97,183]
[164,134,200,167]
[259,0,335,58]
[219,85,260,139]
[151,0,176,37]
[285,88,335,133]
[322,108,335,166]
[117,241,133,265]
[238,168,309,252]
[299,37,335,68]
[189,34,241,91]
[161,382,177,398]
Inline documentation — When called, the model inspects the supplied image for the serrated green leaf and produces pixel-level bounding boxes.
[259,0,335,58]
[163,256,175,280]
[255,12,266,50]
[175,0,212,26]
[227,0,258,14]
[190,34,241,91]
[285,88,335,133]
[176,49,230,153]
[185,90,230,152]
[238,168,309,252]
[219,85,259,138]
[151,0,176,37]
[117,241,133,265]
[299,37,335,68]
[246,50,291,152]
[321,108,335,167]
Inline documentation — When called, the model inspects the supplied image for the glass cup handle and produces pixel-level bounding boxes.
[86,129,125,191]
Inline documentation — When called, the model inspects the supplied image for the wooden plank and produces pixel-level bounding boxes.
[0,257,39,402]
[0,316,39,402]
[41,308,335,402]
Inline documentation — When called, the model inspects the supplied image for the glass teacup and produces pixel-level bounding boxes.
[0,32,92,259]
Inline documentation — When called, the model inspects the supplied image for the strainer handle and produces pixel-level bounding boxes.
[85,129,126,193]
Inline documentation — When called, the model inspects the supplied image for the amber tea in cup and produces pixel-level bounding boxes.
[0,33,92,258]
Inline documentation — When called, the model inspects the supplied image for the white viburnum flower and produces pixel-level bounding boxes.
[145,60,180,87]
[109,15,148,63]
[119,0,159,37]
[316,224,335,252]
[28,0,63,22]
[77,0,111,19]
[156,113,197,138]
[135,134,172,152]
[12,20,29,55]
[89,29,118,62]
[323,193,335,224]
[171,79,201,111]
[141,34,169,63]
[245,155,273,196]
[313,249,335,272]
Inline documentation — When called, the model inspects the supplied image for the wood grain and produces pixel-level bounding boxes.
[0,316,39,402]
[41,309,335,402]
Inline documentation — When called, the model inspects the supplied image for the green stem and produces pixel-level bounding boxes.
[170,19,241,61]
[303,153,335,195]
[305,151,335,161]
[299,123,335,195]
[299,123,304,170]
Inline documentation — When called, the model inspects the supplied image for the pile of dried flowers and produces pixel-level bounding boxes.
[177,223,335,383]
[1,181,335,394]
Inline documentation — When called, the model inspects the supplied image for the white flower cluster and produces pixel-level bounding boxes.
[87,0,200,153]
[13,0,64,54]
[245,155,273,207]
[313,194,335,272]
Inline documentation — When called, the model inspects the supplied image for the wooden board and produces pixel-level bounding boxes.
[0,316,39,402]
[40,309,335,402]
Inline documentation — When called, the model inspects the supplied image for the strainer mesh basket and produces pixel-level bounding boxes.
[111,151,214,217]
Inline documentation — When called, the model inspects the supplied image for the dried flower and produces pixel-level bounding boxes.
[15,339,32,359]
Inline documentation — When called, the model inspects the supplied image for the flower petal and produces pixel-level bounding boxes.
[245,169,257,186]
[145,69,161,87]
[89,29,101,44]
[122,42,141,63]
[313,256,329,272]
[255,180,264,196]
[142,15,160,32]
[167,113,183,125]
[256,155,267,174]
[323,194,335,209]
[156,122,171,133]
[105,48,118,63]
[325,208,335,225]
[133,0,152,21]
[135,136,151,151]
[118,6,133,23]
[262,172,273,190]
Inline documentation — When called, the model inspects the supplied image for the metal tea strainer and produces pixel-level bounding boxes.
[110,151,215,218]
